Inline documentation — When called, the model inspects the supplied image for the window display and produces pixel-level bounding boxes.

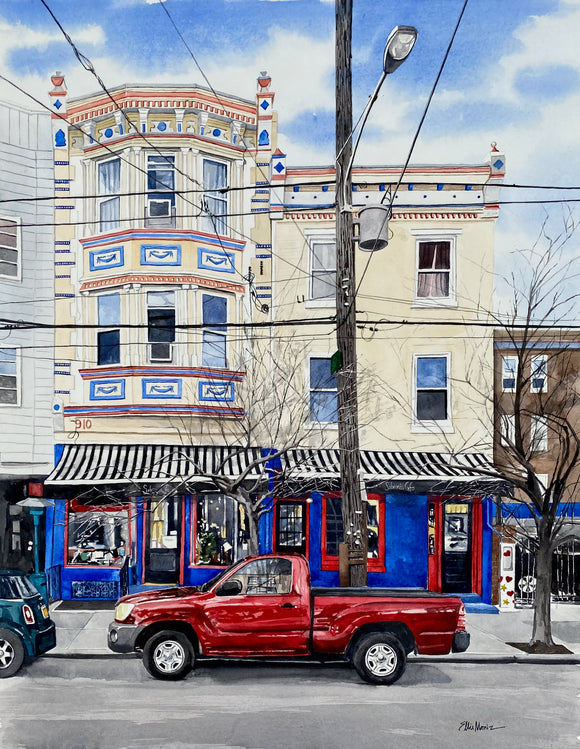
[67,507,129,566]
[194,493,246,565]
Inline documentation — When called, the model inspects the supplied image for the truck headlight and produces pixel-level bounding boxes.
[114,603,135,622]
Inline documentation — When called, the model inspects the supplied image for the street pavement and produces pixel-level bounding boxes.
[46,599,580,662]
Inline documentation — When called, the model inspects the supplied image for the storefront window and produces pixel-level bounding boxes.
[321,494,384,571]
[194,493,246,566]
[67,507,129,566]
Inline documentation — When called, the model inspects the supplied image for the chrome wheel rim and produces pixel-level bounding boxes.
[153,640,186,673]
[0,639,15,669]
[365,643,397,677]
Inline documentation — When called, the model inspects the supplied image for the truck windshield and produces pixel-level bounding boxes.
[0,575,39,600]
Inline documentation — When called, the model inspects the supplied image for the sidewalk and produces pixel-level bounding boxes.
[46,600,580,662]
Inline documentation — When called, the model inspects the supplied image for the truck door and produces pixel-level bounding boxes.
[203,557,310,655]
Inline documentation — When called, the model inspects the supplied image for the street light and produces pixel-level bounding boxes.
[334,8,417,586]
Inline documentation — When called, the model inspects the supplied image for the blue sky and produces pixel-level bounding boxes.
[1,0,579,318]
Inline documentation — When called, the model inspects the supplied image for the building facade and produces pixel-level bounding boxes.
[0,100,54,571]
[43,72,505,607]
[494,329,580,606]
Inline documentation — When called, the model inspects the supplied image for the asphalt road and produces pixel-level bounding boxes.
[0,656,578,749]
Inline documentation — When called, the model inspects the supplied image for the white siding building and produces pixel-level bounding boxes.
[0,100,54,570]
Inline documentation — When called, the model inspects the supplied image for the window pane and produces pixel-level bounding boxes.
[98,330,120,365]
[0,220,17,248]
[203,159,227,192]
[68,510,128,566]
[148,308,175,343]
[310,390,338,422]
[202,331,226,368]
[0,349,17,374]
[97,294,121,326]
[417,390,447,420]
[325,497,343,557]
[147,290,175,308]
[228,557,293,595]
[417,357,447,388]
[417,272,449,298]
[99,196,120,232]
[202,294,227,326]
[310,358,336,390]
[98,159,120,195]
[311,242,336,271]
[312,270,336,300]
[195,494,238,565]
[418,242,450,270]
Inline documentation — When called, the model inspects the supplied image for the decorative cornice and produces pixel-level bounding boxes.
[79,274,245,294]
[79,365,245,381]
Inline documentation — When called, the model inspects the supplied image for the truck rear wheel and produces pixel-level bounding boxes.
[352,632,406,685]
[0,629,25,678]
[143,630,194,681]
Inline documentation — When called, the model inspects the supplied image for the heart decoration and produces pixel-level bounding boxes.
[499,576,503,581]
[507,590,514,597]
[506,576,513,582]
[503,550,512,556]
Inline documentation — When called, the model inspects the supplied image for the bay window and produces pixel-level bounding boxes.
[147,154,175,226]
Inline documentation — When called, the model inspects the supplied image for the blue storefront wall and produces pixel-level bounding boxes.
[45,490,494,602]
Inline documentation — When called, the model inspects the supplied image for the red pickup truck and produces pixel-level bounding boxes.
[108,553,469,684]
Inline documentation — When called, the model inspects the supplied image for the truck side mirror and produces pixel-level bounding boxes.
[215,578,243,597]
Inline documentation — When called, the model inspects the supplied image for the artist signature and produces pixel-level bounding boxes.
[458,721,506,732]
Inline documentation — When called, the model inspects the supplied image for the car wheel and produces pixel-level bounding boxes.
[0,629,25,678]
[142,630,194,681]
[352,632,406,685]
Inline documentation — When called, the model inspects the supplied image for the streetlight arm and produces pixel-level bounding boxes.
[342,70,387,210]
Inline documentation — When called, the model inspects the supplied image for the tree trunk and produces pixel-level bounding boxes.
[246,509,260,556]
[530,526,555,646]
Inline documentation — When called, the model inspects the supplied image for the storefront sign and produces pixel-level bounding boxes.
[384,481,416,493]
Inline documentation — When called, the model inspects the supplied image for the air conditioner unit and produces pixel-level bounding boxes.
[147,199,171,218]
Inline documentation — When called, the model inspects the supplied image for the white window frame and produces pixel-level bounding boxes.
[411,229,460,308]
[147,152,176,221]
[305,231,336,308]
[0,347,20,407]
[0,216,21,281]
[201,291,229,369]
[97,157,121,233]
[411,353,453,433]
[202,157,229,236]
[530,354,548,393]
[502,355,518,393]
[307,354,338,426]
[530,415,548,452]
[147,289,176,364]
[500,413,515,448]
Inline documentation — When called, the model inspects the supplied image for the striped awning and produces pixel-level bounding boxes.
[45,444,265,486]
[279,449,500,485]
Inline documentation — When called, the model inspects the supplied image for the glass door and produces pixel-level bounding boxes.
[144,497,181,584]
[442,502,471,592]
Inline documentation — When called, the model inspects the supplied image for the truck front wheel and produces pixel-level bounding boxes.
[352,632,406,685]
[143,630,194,681]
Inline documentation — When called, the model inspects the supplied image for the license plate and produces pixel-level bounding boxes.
[41,604,49,619]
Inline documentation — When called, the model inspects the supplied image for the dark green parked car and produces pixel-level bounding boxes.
[0,571,56,677]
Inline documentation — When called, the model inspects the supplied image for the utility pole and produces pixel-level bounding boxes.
[335,0,367,586]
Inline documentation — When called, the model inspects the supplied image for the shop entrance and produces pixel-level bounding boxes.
[442,503,472,593]
[274,501,307,556]
[144,497,182,584]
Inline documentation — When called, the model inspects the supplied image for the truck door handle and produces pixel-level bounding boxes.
[280,602,296,609]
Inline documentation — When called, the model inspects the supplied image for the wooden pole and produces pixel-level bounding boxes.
[335,0,367,586]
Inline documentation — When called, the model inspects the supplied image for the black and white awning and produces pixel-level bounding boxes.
[279,449,500,490]
[45,444,265,486]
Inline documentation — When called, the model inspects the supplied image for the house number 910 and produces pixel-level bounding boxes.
[73,418,92,430]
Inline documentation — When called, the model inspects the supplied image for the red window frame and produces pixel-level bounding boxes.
[320,492,385,572]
